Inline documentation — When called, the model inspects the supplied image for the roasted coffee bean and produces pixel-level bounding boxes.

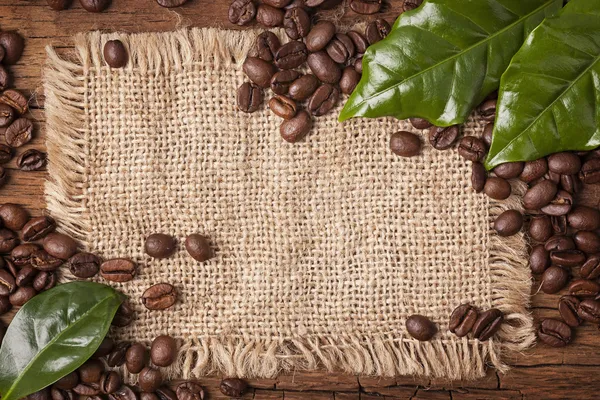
[280,110,312,143]
[581,255,600,280]
[0,295,10,315]
[428,125,459,150]
[550,249,585,268]
[574,231,600,254]
[0,269,16,296]
[79,359,105,383]
[579,299,600,323]
[185,234,212,262]
[17,149,46,172]
[326,33,355,64]
[548,152,581,175]
[243,57,276,88]
[541,265,570,294]
[0,228,18,253]
[307,51,341,84]
[263,0,292,6]
[458,136,486,162]
[100,258,136,282]
[529,215,552,242]
[156,0,187,7]
[529,244,550,274]
[125,342,147,374]
[219,378,248,398]
[405,314,437,341]
[551,215,567,235]
[389,131,421,158]
[580,158,600,184]
[11,243,39,267]
[43,232,78,260]
[365,18,391,45]
[568,206,600,231]
[106,342,130,367]
[145,233,176,259]
[73,382,101,396]
[155,387,178,400]
[27,389,51,400]
[449,303,478,337]
[9,286,36,306]
[559,295,581,327]
[545,235,575,252]
[402,0,422,12]
[33,271,56,292]
[305,0,342,6]
[270,70,300,95]
[520,158,548,183]
[151,334,178,366]
[229,0,257,25]
[470,162,486,193]
[308,84,339,116]
[482,123,493,148]
[20,216,55,243]
[538,318,571,347]
[139,367,163,392]
[0,203,29,231]
[256,4,284,27]
[67,252,101,278]
[99,371,120,394]
[15,265,37,287]
[0,104,15,129]
[47,0,73,10]
[472,308,503,341]
[269,95,297,120]
[79,0,111,12]
[256,31,280,62]
[347,30,369,54]
[143,283,177,310]
[51,388,76,400]
[108,385,137,400]
[237,82,263,113]
[540,190,573,216]
[54,372,79,390]
[0,90,28,115]
[0,144,12,165]
[103,40,128,68]
[350,0,381,14]
[493,162,524,179]
[354,57,363,73]
[483,177,511,200]
[477,99,496,122]
[92,337,115,358]
[288,74,320,101]
[547,170,561,184]
[339,66,361,95]
[494,209,523,237]
[410,118,432,130]
[523,180,557,210]
[0,66,9,92]
[275,41,308,70]
[0,32,24,65]
[6,118,33,148]
[112,300,135,327]
[306,21,336,52]
[560,174,581,194]
[177,382,205,400]
[284,7,310,39]
[568,279,600,297]
[0,166,8,188]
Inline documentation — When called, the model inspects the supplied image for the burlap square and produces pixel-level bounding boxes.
[43,28,534,380]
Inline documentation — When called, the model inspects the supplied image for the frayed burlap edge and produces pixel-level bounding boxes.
[43,27,534,380]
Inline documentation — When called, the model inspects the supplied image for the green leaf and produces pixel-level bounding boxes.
[339,0,563,125]
[485,0,600,169]
[0,282,122,400]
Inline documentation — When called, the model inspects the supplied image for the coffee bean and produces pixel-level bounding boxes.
[471,162,486,193]
[449,303,478,337]
[9,286,36,306]
[568,279,600,298]
[151,334,178,366]
[17,149,47,172]
[0,144,12,165]
[347,30,369,54]
[494,210,523,237]
[308,84,339,116]
[43,232,78,260]
[79,359,104,383]
[0,295,10,315]
[256,31,280,62]
[545,236,575,255]
[524,179,558,211]
[548,152,581,175]
[578,299,600,323]
[284,7,310,39]
[529,215,552,242]
[103,40,128,68]
[79,0,111,12]
[529,244,550,274]
[551,215,567,235]
[306,21,336,52]
[339,66,361,95]
[269,95,297,120]
[108,385,137,400]
[354,57,363,73]
[257,4,284,27]
[305,0,342,6]
[538,318,571,347]
[6,118,33,148]
[472,308,503,341]
[580,158,600,184]
[125,342,147,374]
[177,382,205,400]
[47,0,73,10]
[91,337,114,359]
[458,136,486,162]
[51,388,76,400]
[100,258,136,282]
[0,269,16,296]
[558,296,581,327]
[263,0,292,6]
[389,131,421,158]
[73,383,101,396]
[520,158,548,183]
[428,125,459,150]
[31,249,63,271]
[410,118,432,130]
[402,0,422,12]
[350,0,381,14]
[365,19,391,45]
[15,265,37,287]
[551,249,585,268]
[0,32,24,65]
[106,341,130,367]
[493,162,524,179]
[541,265,569,294]
[33,271,56,292]
[275,41,308,70]
[477,99,496,122]
[280,110,312,143]
[581,254,600,280]
[326,33,355,64]
[307,51,341,84]
[112,300,135,327]
[0,104,15,128]
[482,123,493,148]
[155,387,178,400]
[99,371,120,394]
[140,393,160,400]
[288,74,320,101]
[0,228,18,253]
[574,231,600,254]
[139,367,163,392]
[185,234,212,262]
[145,233,176,259]
[405,314,437,341]
[54,372,79,390]
[143,283,177,310]
[156,0,188,7]
[547,170,561,184]
[237,82,263,113]
[540,190,573,216]
[0,166,8,188]
[0,89,28,115]
[66,252,100,278]
[243,57,276,88]
[560,174,581,194]
[568,206,600,231]
[11,243,39,267]
[270,70,300,95]
[229,0,257,25]
[483,177,511,200]
[0,65,9,91]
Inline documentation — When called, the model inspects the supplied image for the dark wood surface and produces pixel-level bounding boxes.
[1,1,600,399]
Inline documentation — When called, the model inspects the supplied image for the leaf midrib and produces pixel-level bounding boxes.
[344,0,558,115]
[1,295,115,400]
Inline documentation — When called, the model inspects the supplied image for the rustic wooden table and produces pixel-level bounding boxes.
[1,1,599,399]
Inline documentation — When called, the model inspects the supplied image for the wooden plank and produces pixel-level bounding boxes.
[276,371,359,392]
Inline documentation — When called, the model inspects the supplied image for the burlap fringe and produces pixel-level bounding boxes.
[44,28,534,380]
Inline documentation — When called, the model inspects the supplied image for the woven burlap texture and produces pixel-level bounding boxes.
[43,28,534,381]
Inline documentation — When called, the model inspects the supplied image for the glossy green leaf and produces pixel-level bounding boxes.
[0,282,122,400]
[339,0,562,126]
[485,0,600,169]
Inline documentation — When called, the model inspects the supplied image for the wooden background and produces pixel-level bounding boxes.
[1,1,600,399]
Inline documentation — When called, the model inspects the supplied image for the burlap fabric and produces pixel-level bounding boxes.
[43,28,534,380]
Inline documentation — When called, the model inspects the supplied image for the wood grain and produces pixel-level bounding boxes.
[1,1,599,398]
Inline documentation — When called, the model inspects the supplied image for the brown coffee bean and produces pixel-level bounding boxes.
[0,66,10,92]
[284,7,310,39]
[520,158,548,183]
[100,258,136,282]
[229,0,256,25]
[449,303,478,337]
[156,0,188,7]
[270,70,300,95]
[237,82,263,113]
[365,19,391,45]
[269,95,297,120]
[405,314,437,341]
[560,174,581,194]
[47,0,73,10]
[72,383,100,396]
[580,158,600,184]
[472,308,503,341]
[6,118,33,148]
[112,300,135,327]
[0,203,28,231]
[354,57,363,74]
[402,0,422,12]
[538,318,571,347]
[558,295,581,327]
[17,149,47,172]
[43,232,78,260]
[154,386,177,400]
[347,31,369,54]
[0,228,18,253]
[568,279,600,297]
[326,33,355,64]
[458,136,486,162]
[31,249,63,271]
[0,166,8,188]
[66,252,100,278]
[151,334,178,366]
[350,0,381,14]
[219,378,247,397]
[307,51,341,84]
[545,235,575,252]
[15,265,37,287]
[0,104,15,129]
[477,99,496,122]
[263,0,292,6]
[471,162,486,193]
[0,90,28,115]
[9,286,36,306]
[103,40,128,68]
[308,84,339,116]
[523,180,557,210]
[389,131,421,158]
[529,215,552,242]
[256,4,284,27]
[0,295,11,315]
[550,249,585,268]
[529,244,550,274]
[0,269,16,296]
[177,382,205,400]
[256,31,280,62]
[185,234,212,262]
[540,190,573,216]
[243,57,276,88]
[143,283,177,310]
[99,371,120,394]
[105,341,130,367]
[139,367,163,392]
[305,0,342,7]
[494,210,523,237]
[547,170,561,184]
[79,0,111,12]
[581,254,600,280]
[288,74,320,101]
[54,371,79,390]
[409,118,432,130]
[493,162,524,179]
[92,337,114,359]
[280,110,312,143]
[0,144,12,165]
[108,385,137,400]
[125,342,147,374]
[548,152,581,175]
[0,32,24,65]
[145,233,176,259]
[11,243,39,267]
[275,41,308,70]
[568,206,600,231]
[79,359,105,383]
[482,123,493,148]
[33,271,56,292]
[428,125,459,150]
[551,215,567,235]
[541,265,570,294]
[574,231,600,254]
[339,67,361,95]
[483,177,511,200]
[306,21,336,52]
[579,299,600,323]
